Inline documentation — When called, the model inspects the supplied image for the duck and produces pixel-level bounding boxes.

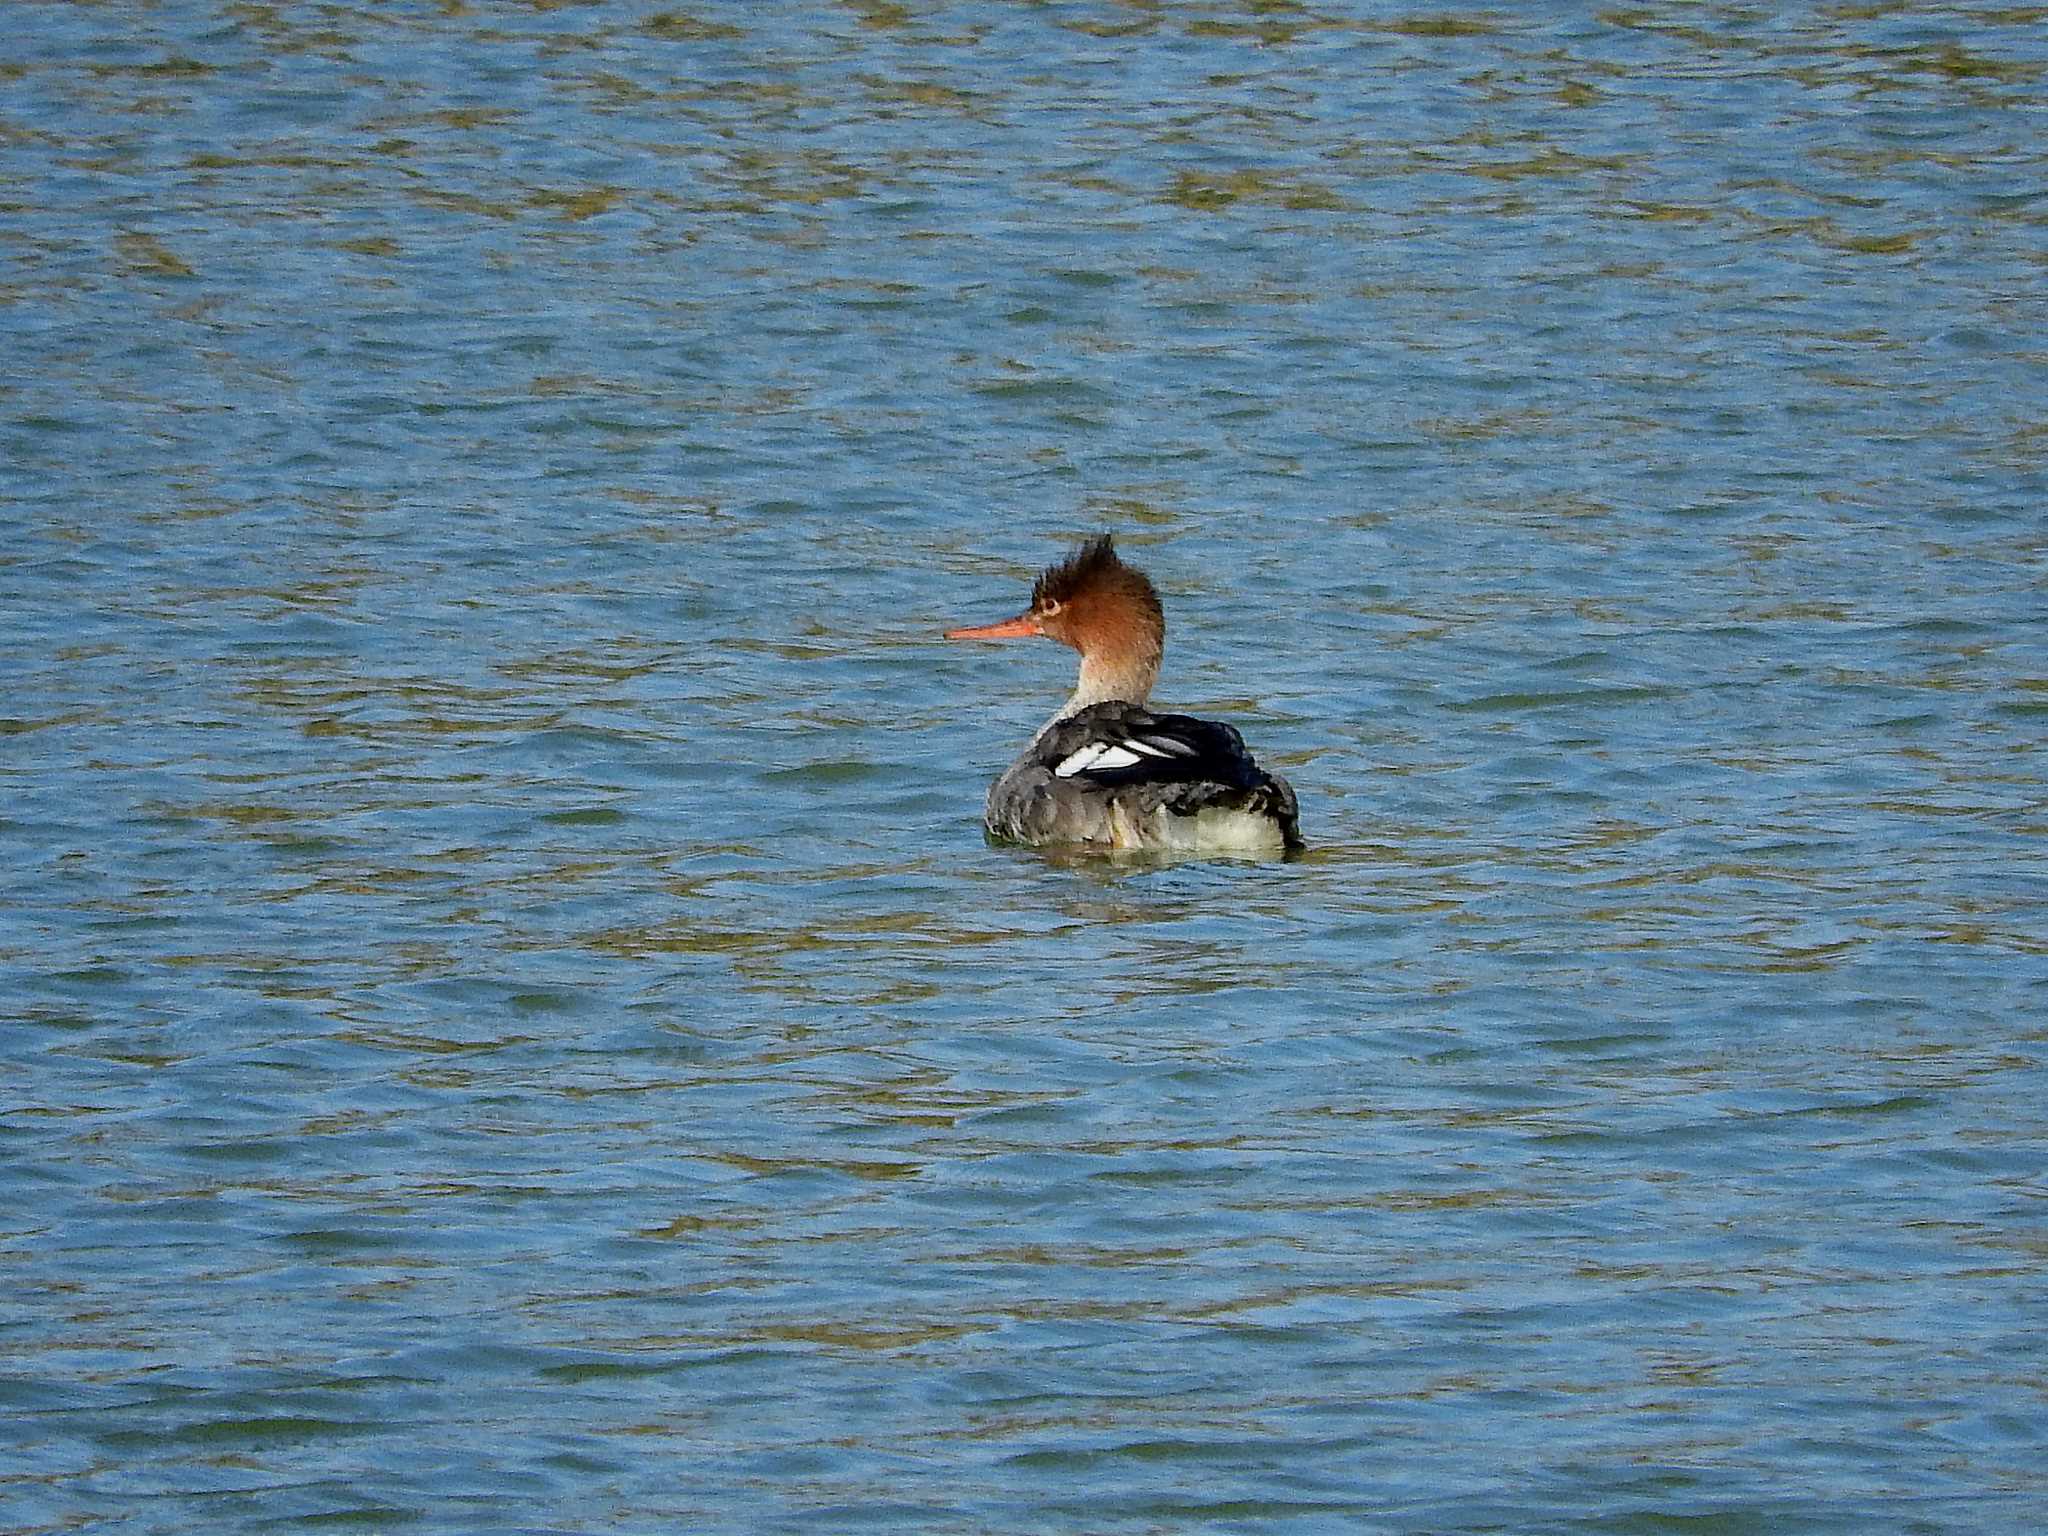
[944,534,1302,854]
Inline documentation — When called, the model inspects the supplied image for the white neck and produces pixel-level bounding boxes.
[1033,650,1158,743]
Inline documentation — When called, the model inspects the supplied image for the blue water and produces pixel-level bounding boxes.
[4,3,2046,1531]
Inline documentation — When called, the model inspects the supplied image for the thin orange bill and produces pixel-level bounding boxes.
[943,613,1042,640]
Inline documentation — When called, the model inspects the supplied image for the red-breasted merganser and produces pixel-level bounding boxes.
[944,535,1303,854]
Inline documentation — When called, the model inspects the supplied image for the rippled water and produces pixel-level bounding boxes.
[5,3,2047,1531]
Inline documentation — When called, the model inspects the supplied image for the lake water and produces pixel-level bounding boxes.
[4,2,2046,1531]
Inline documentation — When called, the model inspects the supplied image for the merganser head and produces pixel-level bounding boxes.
[945,534,1165,711]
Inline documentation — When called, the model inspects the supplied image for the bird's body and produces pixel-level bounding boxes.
[945,536,1302,854]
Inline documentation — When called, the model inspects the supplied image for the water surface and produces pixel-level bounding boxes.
[4,3,2046,1532]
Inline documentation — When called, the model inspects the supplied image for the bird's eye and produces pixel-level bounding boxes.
[1041,600,1064,618]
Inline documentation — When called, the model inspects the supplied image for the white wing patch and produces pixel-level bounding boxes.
[1054,742,1145,778]
[1054,732,1200,779]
